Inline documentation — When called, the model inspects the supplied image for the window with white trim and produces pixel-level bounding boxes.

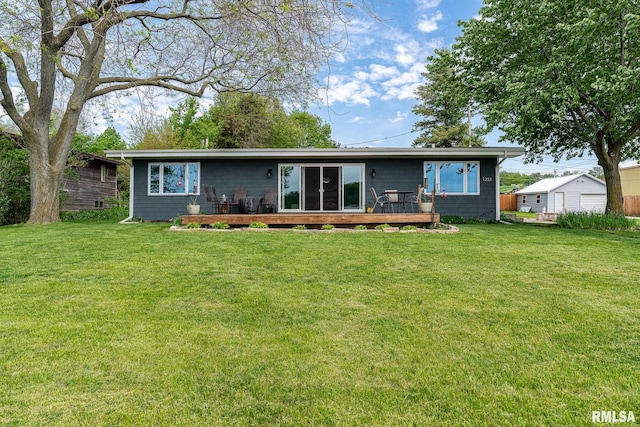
[423,161,480,195]
[149,162,200,195]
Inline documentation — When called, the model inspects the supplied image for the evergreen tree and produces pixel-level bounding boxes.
[412,49,484,147]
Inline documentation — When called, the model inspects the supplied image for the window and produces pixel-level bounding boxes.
[522,195,527,204]
[536,194,541,204]
[423,161,480,195]
[149,163,200,195]
[100,165,106,182]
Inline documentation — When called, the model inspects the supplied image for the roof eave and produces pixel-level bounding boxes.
[104,147,526,160]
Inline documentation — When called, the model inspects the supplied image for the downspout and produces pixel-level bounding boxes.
[118,153,136,224]
[495,153,508,221]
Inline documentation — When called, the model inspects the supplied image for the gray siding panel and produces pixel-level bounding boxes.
[518,192,549,213]
[133,157,498,221]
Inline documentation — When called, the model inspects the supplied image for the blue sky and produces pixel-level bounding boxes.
[85,0,599,174]
[308,0,600,174]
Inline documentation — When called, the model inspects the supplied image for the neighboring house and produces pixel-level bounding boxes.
[620,161,640,196]
[104,147,525,221]
[0,130,25,147]
[1,130,121,212]
[61,152,122,211]
[620,161,640,216]
[515,173,607,214]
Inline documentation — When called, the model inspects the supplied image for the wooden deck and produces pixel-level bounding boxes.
[182,212,439,227]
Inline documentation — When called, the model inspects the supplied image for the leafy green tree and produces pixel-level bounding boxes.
[412,48,484,147]
[129,93,336,149]
[0,0,366,223]
[452,0,640,214]
[212,93,272,148]
[167,98,221,148]
[588,167,604,180]
[73,127,127,154]
[0,136,30,224]
[289,111,338,148]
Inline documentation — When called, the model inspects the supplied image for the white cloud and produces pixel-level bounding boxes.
[388,111,408,123]
[417,11,443,33]
[320,75,378,106]
[394,44,416,66]
[416,0,441,9]
[346,116,366,124]
[368,64,400,81]
[380,63,425,101]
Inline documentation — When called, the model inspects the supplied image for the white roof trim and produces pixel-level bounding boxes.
[619,160,640,170]
[105,147,525,160]
[516,173,605,194]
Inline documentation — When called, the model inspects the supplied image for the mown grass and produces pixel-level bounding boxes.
[0,221,638,426]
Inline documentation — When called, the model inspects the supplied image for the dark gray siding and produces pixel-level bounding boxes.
[132,157,498,221]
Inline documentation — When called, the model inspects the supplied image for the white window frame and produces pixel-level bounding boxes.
[423,161,481,195]
[148,162,200,196]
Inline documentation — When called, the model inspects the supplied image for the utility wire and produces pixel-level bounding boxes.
[341,130,417,146]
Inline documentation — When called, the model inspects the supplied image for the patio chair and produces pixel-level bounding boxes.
[369,187,390,213]
[233,187,246,206]
[202,184,218,214]
[409,194,419,212]
[385,190,400,212]
[262,186,277,213]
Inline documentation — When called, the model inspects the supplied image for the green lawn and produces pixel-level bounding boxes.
[1,222,638,426]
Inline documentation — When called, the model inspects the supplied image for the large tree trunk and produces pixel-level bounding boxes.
[27,150,64,224]
[592,133,625,215]
[601,162,624,215]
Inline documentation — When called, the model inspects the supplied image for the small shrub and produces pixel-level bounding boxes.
[171,215,183,226]
[374,223,392,230]
[556,212,635,230]
[354,224,367,230]
[211,221,230,229]
[321,224,334,230]
[186,222,201,229]
[61,206,129,221]
[293,224,307,230]
[401,225,417,231]
[440,215,466,224]
[249,221,268,229]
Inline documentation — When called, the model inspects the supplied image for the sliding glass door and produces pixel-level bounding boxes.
[279,164,364,212]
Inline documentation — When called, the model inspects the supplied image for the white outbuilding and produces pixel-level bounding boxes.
[515,173,607,214]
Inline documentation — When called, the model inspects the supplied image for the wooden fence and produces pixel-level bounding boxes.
[624,195,640,216]
[500,193,518,211]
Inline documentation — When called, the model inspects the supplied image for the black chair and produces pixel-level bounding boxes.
[239,197,261,214]
[262,187,277,213]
